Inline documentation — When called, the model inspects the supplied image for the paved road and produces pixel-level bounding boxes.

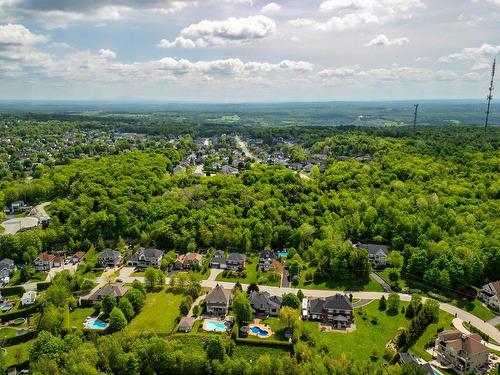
[453,318,500,351]
[487,315,500,327]
[235,136,262,162]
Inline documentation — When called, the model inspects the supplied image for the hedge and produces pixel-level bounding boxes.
[1,330,38,346]
[0,286,25,297]
[0,303,41,321]
[235,337,292,348]
[36,282,51,291]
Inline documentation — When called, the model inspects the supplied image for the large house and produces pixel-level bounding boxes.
[72,251,86,264]
[34,252,64,271]
[479,281,499,310]
[354,242,389,268]
[210,250,227,269]
[434,330,489,374]
[175,252,203,269]
[98,249,122,267]
[0,258,15,279]
[128,247,164,269]
[258,250,279,271]
[205,284,231,317]
[89,283,130,302]
[210,251,246,271]
[248,291,282,317]
[302,294,354,329]
[21,291,37,306]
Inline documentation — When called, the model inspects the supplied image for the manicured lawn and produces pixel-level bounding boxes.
[305,301,409,363]
[378,268,408,290]
[232,344,291,361]
[0,327,18,339]
[28,271,47,283]
[450,298,496,321]
[4,339,34,367]
[69,307,94,329]
[126,290,183,334]
[215,257,280,287]
[297,269,384,292]
[409,309,454,361]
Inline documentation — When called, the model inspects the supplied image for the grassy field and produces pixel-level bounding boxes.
[126,290,183,334]
[305,301,409,363]
[232,343,291,361]
[4,339,34,367]
[297,269,384,292]
[409,310,454,361]
[215,257,280,287]
[28,271,48,283]
[69,307,94,329]
[0,327,18,339]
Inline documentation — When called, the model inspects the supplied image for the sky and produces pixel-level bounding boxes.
[0,0,499,102]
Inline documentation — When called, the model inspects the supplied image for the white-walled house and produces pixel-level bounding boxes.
[479,281,499,310]
[21,291,37,306]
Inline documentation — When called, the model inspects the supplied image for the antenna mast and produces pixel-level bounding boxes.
[413,104,419,135]
[485,58,496,131]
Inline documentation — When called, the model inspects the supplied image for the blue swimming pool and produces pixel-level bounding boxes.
[278,252,288,258]
[203,320,227,332]
[250,325,270,337]
[85,318,109,330]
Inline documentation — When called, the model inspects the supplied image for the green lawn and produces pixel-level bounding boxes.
[28,271,48,283]
[378,268,408,290]
[4,339,34,367]
[409,309,454,361]
[297,269,384,292]
[450,298,496,321]
[305,301,409,363]
[215,257,280,287]
[0,327,18,339]
[232,344,291,361]
[69,307,95,329]
[126,290,183,334]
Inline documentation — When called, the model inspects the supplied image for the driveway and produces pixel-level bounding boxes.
[207,268,224,281]
[370,272,392,292]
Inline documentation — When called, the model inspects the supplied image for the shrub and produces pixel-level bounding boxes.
[109,307,127,332]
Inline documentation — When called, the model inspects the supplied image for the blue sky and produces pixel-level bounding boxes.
[0,0,498,101]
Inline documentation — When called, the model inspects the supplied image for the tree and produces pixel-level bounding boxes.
[144,267,157,290]
[405,302,415,319]
[400,362,427,375]
[387,251,404,269]
[232,292,252,324]
[297,289,304,301]
[118,297,135,321]
[279,306,300,329]
[205,337,225,361]
[102,295,117,315]
[125,289,145,313]
[281,293,301,309]
[247,283,259,294]
[109,307,127,332]
[39,304,64,334]
[387,293,400,315]
[179,298,190,316]
[378,295,387,311]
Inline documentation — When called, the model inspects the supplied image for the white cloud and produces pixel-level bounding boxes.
[365,34,409,47]
[291,0,424,31]
[290,36,301,43]
[278,60,314,72]
[98,48,117,59]
[161,15,276,48]
[438,43,500,63]
[261,2,281,14]
[0,23,48,45]
[319,65,358,77]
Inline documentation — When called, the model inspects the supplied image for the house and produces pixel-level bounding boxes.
[303,294,354,329]
[34,252,64,271]
[98,249,121,267]
[178,316,195,332]
[175,252,203,269]
[479,281,499,309]
[0,258,15,278]
[128,247,164,269]
[354,242,389,267]
[259,250,279,271]
[226,253,246,271]
[398,353,438,375]
[205,284,232,317]
[434,330,489,374]
[21,291,37,306]
[88,283,130,302]
[220,165,239,175]
[210,250,227,269]
[72,251,86,264]
[248,291,282,317]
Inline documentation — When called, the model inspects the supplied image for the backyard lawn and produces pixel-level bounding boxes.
[4,340,34,367]
[232,344,291,361]
[215,257,280,287]
[0,327,18,339]
[126,290,183,334]
[305,301,409,363]
[69,307,94,329]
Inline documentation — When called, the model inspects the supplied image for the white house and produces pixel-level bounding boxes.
[479,281,499,310]
[21,291,37,306]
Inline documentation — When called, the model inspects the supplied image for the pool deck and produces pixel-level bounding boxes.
[248,319,273,338]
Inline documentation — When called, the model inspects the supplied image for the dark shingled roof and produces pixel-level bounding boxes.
[309,294,353,314]
[206,284,231,304]
[227,253,246,262]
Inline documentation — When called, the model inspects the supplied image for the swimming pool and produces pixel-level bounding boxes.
[203,319,227,332]
[278,252,288,258]
[249,325,270,338]
[84,318,109,330]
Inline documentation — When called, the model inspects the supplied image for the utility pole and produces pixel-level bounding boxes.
[485,58,496,132]
[413,104,419,135]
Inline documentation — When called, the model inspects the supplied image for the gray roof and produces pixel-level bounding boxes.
[99,249,121,258]
[248,291,281,310]
[357,243,389,256]
[206,285,231,304]
[129,247,164,261]
[0,258,14,267]
[227,253,245,262]
[89,284,130,300]
[309,294,352,314]
[178,316,195,330]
